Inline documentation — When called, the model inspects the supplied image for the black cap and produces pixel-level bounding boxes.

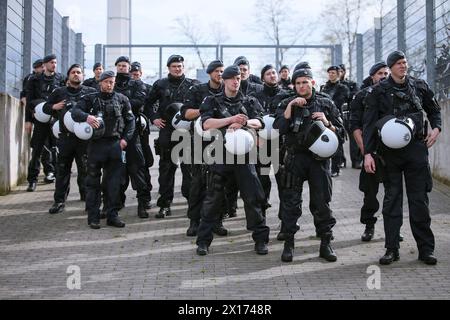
[33,59,44,69]
[294,61,311,71]
[67,64,83,77]
[130,62,142,72]
[369,61,388,76]
[222,65,241,80]
[292,68,313,84]
[261,64,276,80]
[339,64,346,71]
[43,54,57,63]
[234,56,250,67]
[93,62,103,72]
[327,65,340,72]
[206,60,224,74]
[387,50,406,68]
[115,56,130,66]
[167,55,184,67]
[99,71,116,82]
[279,65,289,73]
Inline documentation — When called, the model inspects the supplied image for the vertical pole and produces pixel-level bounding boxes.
[426,0,436,91]
[159,46,163,79]
[374,18,382,62]
[356,33,364,85]
[397,0,406,52]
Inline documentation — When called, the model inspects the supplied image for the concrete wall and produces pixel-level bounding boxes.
[430,98,450,185]
[0,93,29,195]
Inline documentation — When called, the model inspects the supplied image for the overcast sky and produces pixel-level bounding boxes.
[54,0,396,81]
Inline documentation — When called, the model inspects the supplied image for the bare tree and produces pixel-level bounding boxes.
[173,15,207,69]
[321,0,367,80]
[210,21,230,47]
[253,0,309,68]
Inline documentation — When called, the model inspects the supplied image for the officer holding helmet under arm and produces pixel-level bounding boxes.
[363,51,441,265]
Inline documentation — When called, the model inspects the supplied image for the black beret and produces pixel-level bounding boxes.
[206,60,224,74]
[130,62,142,72]
[279,65,289,73]
[292,68,313,84]
[327,65,340,72]
[92,62,103,71]
[294,61,311,71]
[260,64,276,80]
[369,61,388,76]
[43,54,57,63]
[99,71,116,82]
[222,65,241,80]
[33,59,44,69]
[234,56,250,67]
[67,64,83,77]
[387,50,406,68]
[115,56,130,66]
[167,55,184,67]
[339,64,346,71]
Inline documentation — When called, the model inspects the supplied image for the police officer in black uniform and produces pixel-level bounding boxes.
[274,68,344,263]
[113,56,152,217]
[181,59,228,237]
[25,54,66,191]
[72,71,135,229]
[251,64,287,210]
[278,65,293,90]
[43,64,97,214]
[83,63,103,91]
[363,51,441,265]
[321,66,350,177]
[144,55,200,218]
[234,56,264,95]
[195,65,270,256]
[339,64,362,169]
[350,62,390,241]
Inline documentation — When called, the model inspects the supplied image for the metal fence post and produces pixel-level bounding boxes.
[23,1,32,77]
[397,0,406,52]
[356,33,364,84]
[426,0,436,91]
[0,1,6,92]
[374,18,382,62]
[95,44,103,65]
[45,0,54,55]
[159,46,163,79]
[335,44,343,65]
[61,16,70,74]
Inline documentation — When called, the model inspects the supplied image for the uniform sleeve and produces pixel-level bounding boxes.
[180,85,200,119]
[43,88,62,116]
[144,80,162,123]
[199,96,216,126]
[71,95,91,123]
[273,97,293,135]
[349,90,365,133]
[246,97,264,128]
[26,76,44,112]
[327,100,345,141]
[129,80,147,115]
[362,91,381,155]
[121,96,136,143]
[418,81,442,132]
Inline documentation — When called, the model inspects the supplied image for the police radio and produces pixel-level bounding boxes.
[293,108,311,133]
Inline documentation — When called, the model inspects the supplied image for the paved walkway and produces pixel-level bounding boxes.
[1,134,450,300]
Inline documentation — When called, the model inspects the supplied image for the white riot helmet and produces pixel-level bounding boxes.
[74,117,105,141]
[34,102,52,123]
[194,118,213,140]
[303,121,339,159]
[63,110,76,133]
[259,115,280,140]
[224,129,255,155]
[171,111,191,131]
[139,115,147,131]
[377,115,415,149]
[52,120,61,139]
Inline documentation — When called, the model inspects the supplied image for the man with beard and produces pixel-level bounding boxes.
[234,56,263,96]
[25,54,66,192]
[144,55,200,218]
[43,64,97,214]
[114,56,152,218]
[180,60,228,237]
[83,63,104,91]
[274,68,344,263]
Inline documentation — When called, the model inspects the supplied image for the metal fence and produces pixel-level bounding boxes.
[95,44,343,87]
[352,0,449,101]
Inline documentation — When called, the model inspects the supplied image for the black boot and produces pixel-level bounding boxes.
[277,232,287,241]
[320,233,337,262]
[138,203,149,219]
[379,249,400,265]
[186,220,199,237]
[26,181,37,192]
[361,224,375,242]
[281,238,295,263]
[255,242,269,255]
[419,252,437,265]
[144,200,153,210]
[212,220,228,236]
[155,207,171,219]
[49,202,65,214]
[196,243,209,256]
[107,217,126,228]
